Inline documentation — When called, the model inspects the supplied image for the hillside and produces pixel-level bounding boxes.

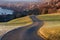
[7,16,32,25]
[37,14,60,40]
[0,16,32,37]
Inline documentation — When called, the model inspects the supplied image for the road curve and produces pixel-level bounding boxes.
[1,15,44,40]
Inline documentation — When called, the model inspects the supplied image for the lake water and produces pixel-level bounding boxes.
[0,7,14,15]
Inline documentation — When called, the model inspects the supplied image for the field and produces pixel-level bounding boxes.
[7,16,32,26]
[0,16,32,36]
[37,13,60,21]
[37,13,60,40]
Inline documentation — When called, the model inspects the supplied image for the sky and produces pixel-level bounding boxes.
[0,0,50,2]
[0,0,40,2]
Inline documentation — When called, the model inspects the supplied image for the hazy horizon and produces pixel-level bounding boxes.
[0,0,40,2]
[0,0,49,2]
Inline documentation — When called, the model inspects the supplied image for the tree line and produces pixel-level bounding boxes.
[0,7,40,22]
[1,0,60,22]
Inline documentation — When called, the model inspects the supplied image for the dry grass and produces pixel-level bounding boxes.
[37,14,60,40]
[37,14,60,21]
[7,16,32,26]
[0,16,33,36]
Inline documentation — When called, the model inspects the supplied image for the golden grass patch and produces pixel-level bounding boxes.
[37,14,60,40]
[38,21,60,40]
[37,14,60,21]
[0,16,33,36]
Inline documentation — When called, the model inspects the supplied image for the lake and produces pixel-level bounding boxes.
[0,7,14,15]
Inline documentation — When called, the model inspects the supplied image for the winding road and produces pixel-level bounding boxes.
[1,15,44,40]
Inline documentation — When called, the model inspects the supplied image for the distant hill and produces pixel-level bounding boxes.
[0,0,60,22]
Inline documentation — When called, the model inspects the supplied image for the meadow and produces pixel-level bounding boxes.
[0,16,32,36]
[37,13,60,40]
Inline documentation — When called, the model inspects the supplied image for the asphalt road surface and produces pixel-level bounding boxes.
[1,15,44,40]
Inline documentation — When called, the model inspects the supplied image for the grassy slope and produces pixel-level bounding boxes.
[37,14,60,21]
[37,14,60,40]
[0,16,32,36]
[7,16,32,26]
